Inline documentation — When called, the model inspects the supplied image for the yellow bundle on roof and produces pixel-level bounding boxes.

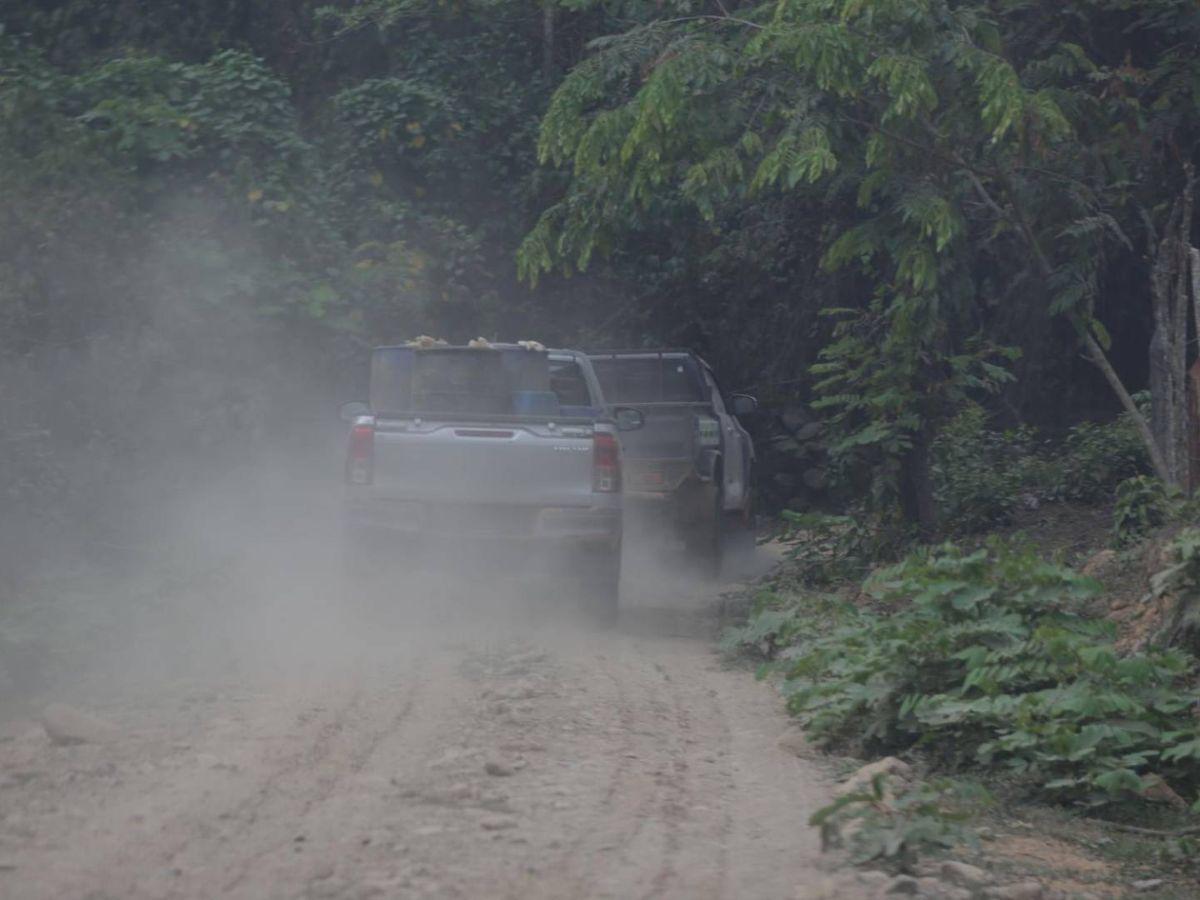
[406,335,447,348]
[467,337,492,348]
[517,340,546,351]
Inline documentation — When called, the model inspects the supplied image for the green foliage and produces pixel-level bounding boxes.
[719,588,854,660]
[811,776,988,867]
[522,0,1200,510]
[931,405,1152,534]
[774,511,885,587]
[931,405,1039,532]
[70,51,311,181]
[1055,417,1151,504]
[1112,476,1177,547]
[4,0,1200,569]
[334,77,455,163]
[0,1,577,582]
[1149,528,1200,654]
[781,542,1200,807]
[811,302,1016,523]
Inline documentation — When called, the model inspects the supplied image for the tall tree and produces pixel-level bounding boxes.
[522,0,1200,518]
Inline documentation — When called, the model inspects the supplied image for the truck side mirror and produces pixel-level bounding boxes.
[730,394,758,416]
[339,401,370,422]
[613,407,645,432]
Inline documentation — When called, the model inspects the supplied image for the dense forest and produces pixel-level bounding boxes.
[5,4,1200,876]
[2,1,1199,576]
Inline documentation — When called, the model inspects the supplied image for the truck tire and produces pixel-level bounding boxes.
[683,485,723,578]
[719,508,757,579]
[578,547,621,626]
[342,530,419,601]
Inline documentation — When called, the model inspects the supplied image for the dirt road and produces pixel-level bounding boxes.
[0,580,834,900]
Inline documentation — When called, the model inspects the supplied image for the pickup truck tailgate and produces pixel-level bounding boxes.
[610,402,708,492]
[617,403,708,459]
[370,419,596,507]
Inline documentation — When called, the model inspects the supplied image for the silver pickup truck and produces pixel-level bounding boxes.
[589,349,757,573]
[339,343,642,617]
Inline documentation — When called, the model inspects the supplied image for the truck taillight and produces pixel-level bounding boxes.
[695,414,721,449]
[346,422,374,485]
[593,431,621,493]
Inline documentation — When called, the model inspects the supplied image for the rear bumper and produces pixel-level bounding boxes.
[623,477,719,536]
[344,498,621,547]
[622,457,695,493]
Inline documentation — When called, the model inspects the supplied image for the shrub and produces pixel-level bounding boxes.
[781,542,1200,807]
[931,405,1035,531]
[1057,417,1149,503]
[776,509,909,586]
[719,589,854,661]
[930,406,1151,535]
[1113,475,1177,547]
[811,776,988,867]
[1149,528,1200,654]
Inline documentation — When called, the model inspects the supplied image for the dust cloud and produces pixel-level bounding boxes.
[0,201,768,718]
[0,395,770,724]
[1,271,813,899]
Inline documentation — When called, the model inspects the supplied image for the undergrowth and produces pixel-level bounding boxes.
[1112,475,1179,547]
[737,410,1196,869]
[932,403,1149,534]
[724,541,1200,811]
[811,775,990,868]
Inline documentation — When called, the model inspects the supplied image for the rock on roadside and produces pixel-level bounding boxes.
[794,869,973,900]
[479,815,517,831]
[484,758,515,777]
[835,756,913,797]
[39,703,119,745]
[1080,549,1117,579]
[778,730,813,758]
[939,861,989,889]
[984,882,1043,900]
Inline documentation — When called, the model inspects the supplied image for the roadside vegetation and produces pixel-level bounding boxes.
[723,412,1200,891]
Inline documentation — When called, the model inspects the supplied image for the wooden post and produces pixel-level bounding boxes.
[1189,358,1200,494]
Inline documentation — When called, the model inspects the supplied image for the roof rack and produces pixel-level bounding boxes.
[586,348,695,356]
[586,348,712,370]
[373,341,553,352]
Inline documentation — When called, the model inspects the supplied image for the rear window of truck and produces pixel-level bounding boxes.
[369,348,597,417]
[591,357,707,403]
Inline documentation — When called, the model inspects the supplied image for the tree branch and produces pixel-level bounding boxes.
[1081,327,1171,483]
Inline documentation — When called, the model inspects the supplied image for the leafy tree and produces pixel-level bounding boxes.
[522,0,1200,520]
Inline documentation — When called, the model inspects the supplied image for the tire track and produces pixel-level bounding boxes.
[215,667,426,894]
[522,639,697,900]
[3,618,831,900]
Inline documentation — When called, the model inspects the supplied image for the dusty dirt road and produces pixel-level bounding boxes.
[0,567,835,900]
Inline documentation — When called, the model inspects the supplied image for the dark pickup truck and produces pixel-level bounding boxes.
[588,350,757,570]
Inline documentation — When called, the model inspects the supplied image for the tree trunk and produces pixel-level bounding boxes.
[1191,249,1200,487]
[542,0,555,77]
[993,165,1189,490]
[898,429,936,539]
[1188,359,1200,490]
[1148,172,1195,490]
[1083,329,1172,484]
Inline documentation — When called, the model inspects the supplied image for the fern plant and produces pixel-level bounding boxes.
[782,542,1200,807]
[1113,475,1177,547]
[811,776,988,868]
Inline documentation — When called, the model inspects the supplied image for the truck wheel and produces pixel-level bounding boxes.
[719,507,757,580]
[578,548,621,626]
[683,486,723,578]
[342,532,419,604]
